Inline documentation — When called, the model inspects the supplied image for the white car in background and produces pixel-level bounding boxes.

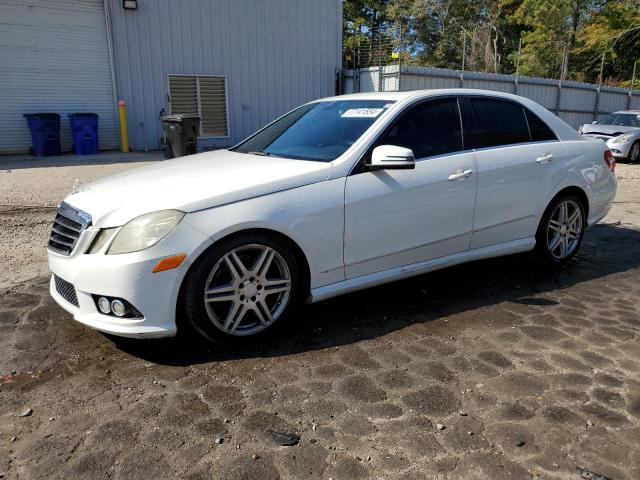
[48,89,617,344]
[580,110,640,162]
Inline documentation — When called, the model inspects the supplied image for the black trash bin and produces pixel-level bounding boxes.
[160,114,200,158]
[23,113,61,156]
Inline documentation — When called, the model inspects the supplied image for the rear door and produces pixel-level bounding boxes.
[461,97,567,249]
[344,97,478,278]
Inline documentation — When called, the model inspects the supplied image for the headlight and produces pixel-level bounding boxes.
[107,210,185,255]
[87,227,117,254]
[578,125,583,133]
[611,133,633,144]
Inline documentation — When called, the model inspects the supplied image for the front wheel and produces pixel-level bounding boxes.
[628,141,640,163]
[535,196,586,265]
[180,233,303,344]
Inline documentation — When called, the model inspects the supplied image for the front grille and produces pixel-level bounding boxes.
[48,202,92,255]
[54,275,79,307]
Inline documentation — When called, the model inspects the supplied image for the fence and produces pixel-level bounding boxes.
[343,65,640,128]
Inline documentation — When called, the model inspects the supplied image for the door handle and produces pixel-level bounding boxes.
[536,153,554,163]
[448,169,473,181]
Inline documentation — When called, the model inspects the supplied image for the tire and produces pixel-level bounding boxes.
[180,232,303,345]
[535,195,586,265]
[627,141,640,163]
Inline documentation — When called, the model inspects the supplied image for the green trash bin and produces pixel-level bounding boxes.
[160,114,200,158]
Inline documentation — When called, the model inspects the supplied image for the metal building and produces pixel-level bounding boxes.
[0,0,119,153]
[0,0,343,153]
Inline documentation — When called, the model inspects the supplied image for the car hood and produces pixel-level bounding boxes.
[64,150,332,227]
[581,123,639,137]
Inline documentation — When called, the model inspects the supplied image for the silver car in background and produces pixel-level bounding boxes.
[579,110,640,162]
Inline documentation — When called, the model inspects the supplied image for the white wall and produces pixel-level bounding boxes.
[107,0,343,150]
[0,0,118,153]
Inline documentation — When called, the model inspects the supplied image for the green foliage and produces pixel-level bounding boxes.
[507,0,575,78]
[343,0,640,86]
[575,0,640,84]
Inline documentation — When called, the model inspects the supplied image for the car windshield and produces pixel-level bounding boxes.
[597,113,640,127]
[232,100,394,161]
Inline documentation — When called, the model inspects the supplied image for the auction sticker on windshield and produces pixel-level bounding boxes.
[341,108,385,118]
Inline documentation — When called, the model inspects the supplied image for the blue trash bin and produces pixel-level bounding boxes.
[23,113,61,156]
[68,113,99,155]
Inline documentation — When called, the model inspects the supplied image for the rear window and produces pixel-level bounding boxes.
[525,109,557,142]
[466,98,531,148]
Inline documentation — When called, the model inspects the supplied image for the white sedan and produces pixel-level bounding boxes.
[579,110,640,163]
[48,89,617,343]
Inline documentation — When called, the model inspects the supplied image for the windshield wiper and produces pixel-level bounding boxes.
[247,150,294,159]
[244,150,319,161]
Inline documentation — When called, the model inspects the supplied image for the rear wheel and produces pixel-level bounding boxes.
[181,233,303,344]
[535,195,585,265]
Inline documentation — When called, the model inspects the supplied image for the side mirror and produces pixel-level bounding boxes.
[368,145,415,170]
[592,120,597,124]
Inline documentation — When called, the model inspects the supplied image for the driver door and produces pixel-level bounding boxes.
[343,97,478,279]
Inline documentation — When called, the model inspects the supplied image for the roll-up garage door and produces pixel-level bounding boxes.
[0,0,118,153]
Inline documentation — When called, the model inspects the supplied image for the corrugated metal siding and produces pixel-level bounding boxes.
[0,0,118,153]
[107,0,342,150]
[518,83,556,110]
[599,89,629,113]
[359,68,378,92]
[351,65,640,128]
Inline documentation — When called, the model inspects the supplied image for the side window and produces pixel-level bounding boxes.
[525,108,557,142]
[466,98,530,148]
[376,98,462,159]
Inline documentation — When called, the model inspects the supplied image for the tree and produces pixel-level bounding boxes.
[575,0,640,85]
[342,0,639,85]
[386,0,519,72]
[343,1,394,68]
[505,0,595,79]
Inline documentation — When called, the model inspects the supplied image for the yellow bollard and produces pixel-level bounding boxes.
[118,99,130,152]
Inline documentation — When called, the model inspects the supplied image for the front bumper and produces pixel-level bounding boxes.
[606,139,634,158]
[48,219,210,338]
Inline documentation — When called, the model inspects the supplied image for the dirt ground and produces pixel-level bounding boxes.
[0,152,161,290]
[1,156,639,479]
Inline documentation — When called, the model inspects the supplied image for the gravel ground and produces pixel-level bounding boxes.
[0,152,161,291]
[0,158,639,479]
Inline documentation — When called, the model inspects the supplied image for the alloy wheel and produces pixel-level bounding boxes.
[546,200,583,260]
[203,244,291,336]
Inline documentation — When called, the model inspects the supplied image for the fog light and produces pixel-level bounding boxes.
[111,299,126,317]
[98,297,111,314]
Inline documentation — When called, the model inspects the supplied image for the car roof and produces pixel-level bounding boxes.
[317,88,583,142]
[318,88,535,103]
[612,110,640,114]
[318,91,419,102]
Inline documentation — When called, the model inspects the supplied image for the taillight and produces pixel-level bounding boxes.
[604,150,616,173]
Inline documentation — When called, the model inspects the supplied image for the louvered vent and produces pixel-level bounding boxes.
[168,76,198,116]
[199,76,228,136]
[168,75,228,137]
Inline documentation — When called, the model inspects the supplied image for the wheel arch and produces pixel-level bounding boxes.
[544,185,590,221]
[175,227,312,331]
